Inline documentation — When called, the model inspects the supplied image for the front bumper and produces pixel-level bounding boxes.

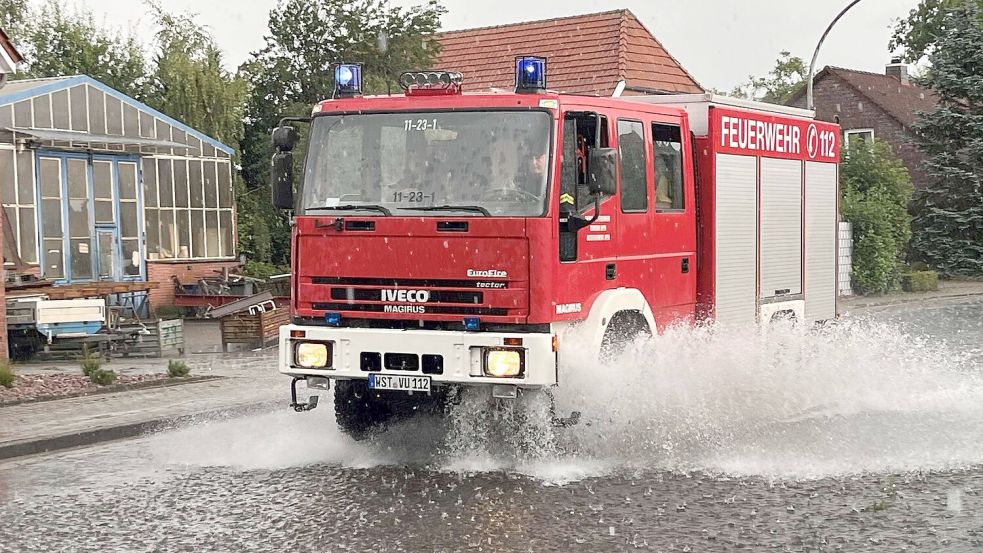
[278,324,558,388]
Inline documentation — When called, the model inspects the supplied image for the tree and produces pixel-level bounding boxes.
[6,0,151,101]
[890,0,983,62]
[909,2,983,277]
[238,0,445,263]
[730,51,807,104]
[0,0,28,36]
[840,140,914,294]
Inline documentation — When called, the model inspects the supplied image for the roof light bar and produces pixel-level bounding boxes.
[515,56,546,94]
[334,64,363,97]
[399,71,464,95]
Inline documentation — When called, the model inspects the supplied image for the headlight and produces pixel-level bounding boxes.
[484,349,524,378]
[295,342,330,368]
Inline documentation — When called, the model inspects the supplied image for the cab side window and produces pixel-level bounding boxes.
[618,119,647,212]
[560,112,610,214]
[652,123,684,212]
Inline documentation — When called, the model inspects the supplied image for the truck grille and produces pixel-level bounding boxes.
[311,303,508,316]
[312,276,508,289]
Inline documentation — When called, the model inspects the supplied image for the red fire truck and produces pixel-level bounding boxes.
[271,58,841,438]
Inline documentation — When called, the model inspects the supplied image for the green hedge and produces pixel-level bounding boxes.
[901,270,939,292]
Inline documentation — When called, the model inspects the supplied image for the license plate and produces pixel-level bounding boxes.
[367,374,431,393]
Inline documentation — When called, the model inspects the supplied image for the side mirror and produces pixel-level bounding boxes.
[588,148,617,196]
[271,150,294,210]
[272,125,299,152]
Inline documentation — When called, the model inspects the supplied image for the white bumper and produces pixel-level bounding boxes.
[279,324,557,388]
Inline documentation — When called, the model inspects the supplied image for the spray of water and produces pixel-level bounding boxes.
[152,318,983,480]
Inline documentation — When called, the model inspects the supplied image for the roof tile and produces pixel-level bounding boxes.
[435,9,702,96]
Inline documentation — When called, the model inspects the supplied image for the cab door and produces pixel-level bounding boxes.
[645,119,697,325]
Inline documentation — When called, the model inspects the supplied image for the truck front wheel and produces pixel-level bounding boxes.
[334,379,387,440]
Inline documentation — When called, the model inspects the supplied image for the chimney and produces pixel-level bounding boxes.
[886,57,909,85]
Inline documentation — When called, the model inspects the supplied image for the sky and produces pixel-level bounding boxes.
[26,0,921,91]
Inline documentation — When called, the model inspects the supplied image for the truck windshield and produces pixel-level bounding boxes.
[301,111,552,216]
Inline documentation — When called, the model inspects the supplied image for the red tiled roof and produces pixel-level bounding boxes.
[0,27,24,65]
[791,65,938,128]
[435,10,702,96]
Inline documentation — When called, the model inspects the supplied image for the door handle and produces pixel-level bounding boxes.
[681,258,690,273]
[605,263,616,280]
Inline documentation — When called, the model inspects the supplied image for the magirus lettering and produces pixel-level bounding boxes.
[380,289,431,303]
[383,305,426,314]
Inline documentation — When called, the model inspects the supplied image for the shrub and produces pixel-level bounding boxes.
[901,270,939,292]
[89,368,118,386]
[243,260,289,281]
[167,360,191,378]
[840,140,914,295]
[155,305,185,321]
[79,344,102,377]
[0,361,15,389]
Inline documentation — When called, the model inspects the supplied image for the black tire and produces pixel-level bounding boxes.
[334,380,385,440]
[599,311,652,361]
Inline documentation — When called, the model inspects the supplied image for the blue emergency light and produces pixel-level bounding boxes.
[463,317,480,331]
[334,64,362,97]
[515,56,546,93]
[325,312,342,326]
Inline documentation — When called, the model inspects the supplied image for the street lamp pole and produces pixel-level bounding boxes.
[806,0,864,110]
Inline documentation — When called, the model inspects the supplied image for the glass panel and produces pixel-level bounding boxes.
[145,208,160,260]
[52,89,70,129]
[70,238,92,280]
[68,198,90,237]
[88,88,106,134]
[97,232,114,278]
[93,161,113,200]
[177,209,191,258]
[219,210,232,258]
[217,161,232,208]
[43,238,64,278]
[189,160,203,208]
[95,200,114,224]
[159,209,175,258]
[120,201,139,239]
[205,211,219,257]
[0,149,14,203]
[618,120,647,212]
[69,85,87,132]
[118,163,137,200]
[203,161,217,208]
[174,160,189,208]
[106,97,122,135]
[142,158,157,207]
[41,198,62,238]
[158,159,174,207]
[191,210,205,258]
[33,96,52,128]
[121,239,140,276]
[67,158,87,199]
[652,124,684,211]
[39,158,61,198]
[18,206,37,263]
[16,151,34,204]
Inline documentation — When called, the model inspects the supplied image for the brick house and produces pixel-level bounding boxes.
[435,9,703,96]
[787,62,938,188]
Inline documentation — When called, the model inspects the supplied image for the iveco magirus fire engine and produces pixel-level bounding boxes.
[271,58,841,438]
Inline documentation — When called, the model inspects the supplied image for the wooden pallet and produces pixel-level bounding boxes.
[115,318,185,358]
[219,308,288,352]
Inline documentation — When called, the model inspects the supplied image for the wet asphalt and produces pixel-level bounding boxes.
[1,296,981,552]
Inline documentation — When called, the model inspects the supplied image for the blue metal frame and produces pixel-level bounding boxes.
[34,150,146,284]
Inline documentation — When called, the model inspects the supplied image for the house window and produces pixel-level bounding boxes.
[844,128,874,149]
[143,157,235,260]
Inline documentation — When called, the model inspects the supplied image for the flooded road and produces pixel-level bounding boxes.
[1,297,982,551]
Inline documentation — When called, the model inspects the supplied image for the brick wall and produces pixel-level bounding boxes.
[791,76,930,188]
[147,260,241,310]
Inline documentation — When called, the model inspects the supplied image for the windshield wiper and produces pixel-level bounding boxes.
[306,204,392,215]
[397,205,491,216]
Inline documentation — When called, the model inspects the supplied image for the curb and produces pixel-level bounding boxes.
[841,290,983,311]
[0,375,226,408]
[0,399,281,461]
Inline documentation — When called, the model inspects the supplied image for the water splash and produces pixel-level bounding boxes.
[148,317,983,481]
